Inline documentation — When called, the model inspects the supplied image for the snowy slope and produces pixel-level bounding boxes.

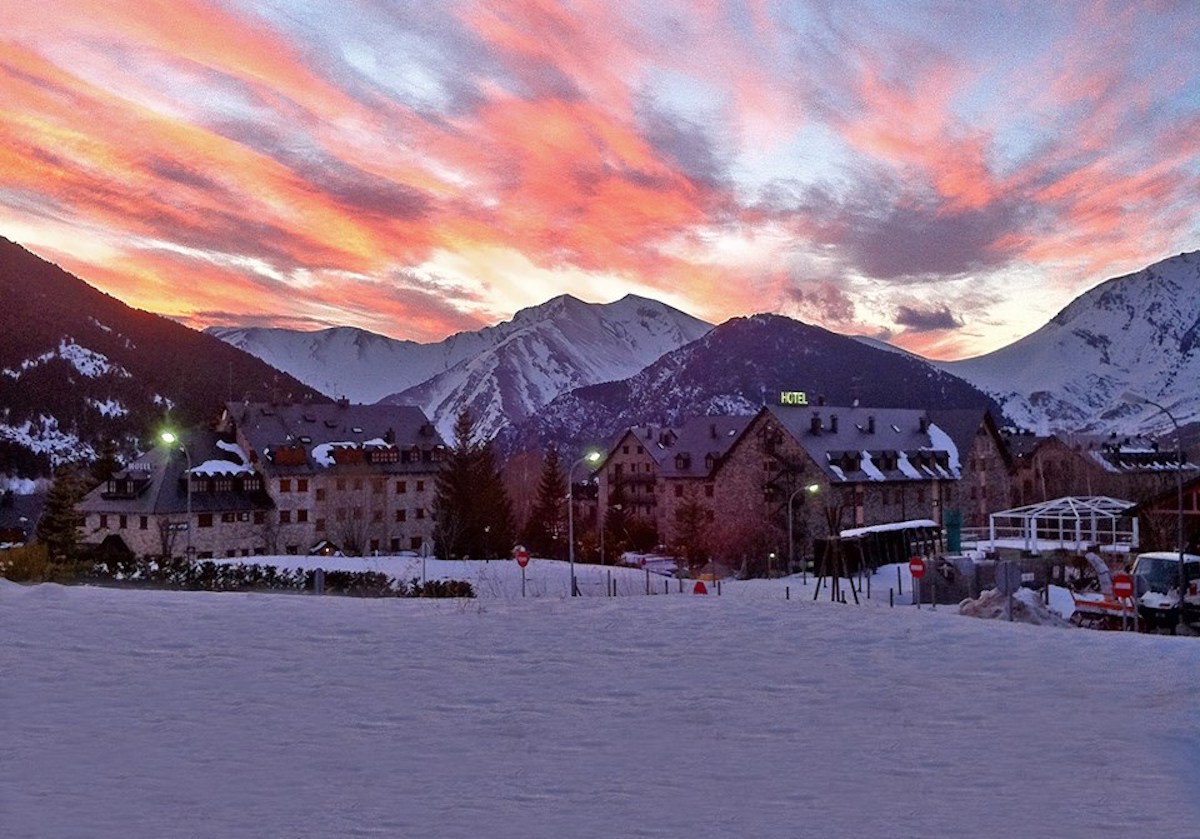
[941,251,1200,434]
[377,294,713,440]
[5,575,1197,839]
[204,324,491,403]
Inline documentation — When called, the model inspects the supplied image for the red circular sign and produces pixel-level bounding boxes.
[909,557,926,579]
[514,546,530,568]
[1112,573,1133,599]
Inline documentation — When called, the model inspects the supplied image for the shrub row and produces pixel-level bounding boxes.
[84,557,475,598]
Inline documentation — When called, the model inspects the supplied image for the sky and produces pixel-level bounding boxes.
[2,1,1198,360]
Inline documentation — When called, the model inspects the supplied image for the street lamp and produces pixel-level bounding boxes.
[789,483,821,583]
[161,431,194,562]
[568,450,602,597]
[1121,391,1186,633]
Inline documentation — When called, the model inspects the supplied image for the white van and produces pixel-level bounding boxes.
[1130,551,1200,632]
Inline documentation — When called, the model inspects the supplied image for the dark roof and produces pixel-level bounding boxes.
[0,491,45,541]
[79,429,273,516]
[226,401,445,476]
[768,404,959,484]
[621,415,755,478]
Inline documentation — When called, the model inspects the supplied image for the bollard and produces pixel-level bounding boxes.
[890,587,894,608]
[607,570,612,598]
[897,566,903,596]
[867,573,871,599]
[786,586,790,600]
[717,580,721,596]
[314,567,325,596]
[664,579,669,595]
[646,568,651,596]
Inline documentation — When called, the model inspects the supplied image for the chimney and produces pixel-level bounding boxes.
[867,415,876,434]
[810,414,822,435]
[710,423,717,439]
[337,396,350,409]
[919,416,929,433]
[830,415,839,434]
[817,395,826,406]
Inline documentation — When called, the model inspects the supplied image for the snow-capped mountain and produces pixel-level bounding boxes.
[204,324,495,405]
[0,239,325,477]
[500,313,1003,456]
[941,251,1200,436]
[377,295,713,441]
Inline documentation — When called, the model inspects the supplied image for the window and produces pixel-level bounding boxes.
[416,508,426,520]
[118,514,127,529]
[198,551,214,559]
[390,538,401,552]
[214,477,232,492]
[221,512,236,523]
[353,507,363,520]
[396,509,407,523]
[315,487,326,501]
[315,518,326,532]
[372,478,384,494]
[226,549,237,558]
[244,477,261,492]
[279,510,291,524]
[336,508,347,522]
[674,484,683,498]
[336,478,346,491]
[373,509,383,523]
[254,511,266,525]
[396,480,407,494]
[623,446,629,455]
[410,536,422,551]
[280,478,291,492]
[416,480,425,492]
[353,478,363,491]
[297,478,309,492]
[99,514,108,529]
[139,515,148,530]
[297,509,308,523]
[198,513,213,528]
[369,539,380,552]
[286,545,299,555]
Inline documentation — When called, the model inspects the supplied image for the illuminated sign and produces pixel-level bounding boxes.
[779,391,808,406]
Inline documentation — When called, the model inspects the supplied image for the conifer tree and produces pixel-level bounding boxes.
[90,439,122,486]
[521,445,566,559]
[36,464,89,563]
[433,409,515,559]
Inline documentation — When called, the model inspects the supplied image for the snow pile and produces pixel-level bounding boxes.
[959,587,1074,627]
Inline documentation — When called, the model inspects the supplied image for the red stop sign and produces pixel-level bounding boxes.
[909,556,926,579]
[1112,573,1133,599]
[514,546,530,568]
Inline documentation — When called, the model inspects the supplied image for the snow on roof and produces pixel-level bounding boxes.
[312,442,354,467]
[216,439,249,464]
[189,459,254,477]
[925,422,961,472]
[841,519,938,538]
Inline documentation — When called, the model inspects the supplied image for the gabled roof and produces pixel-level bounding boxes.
[226,400,444,475]
[622,415,755,478]
[79,429,273,516]
[768,404,960,484]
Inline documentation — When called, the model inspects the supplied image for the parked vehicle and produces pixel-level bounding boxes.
[1131,551,1200,632]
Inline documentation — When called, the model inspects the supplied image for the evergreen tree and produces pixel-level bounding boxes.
[521,446,566,559]
[433,409,515,559]
[36,464,89,564]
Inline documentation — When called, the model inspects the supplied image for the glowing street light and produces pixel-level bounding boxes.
[161,430,194,562]
[568,450,602,597]
[789,483,821,583]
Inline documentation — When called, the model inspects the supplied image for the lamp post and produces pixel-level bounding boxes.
[568,451,601,597]
[789,483,821,583]
[160,431,193,562]
[1121,392,1186,633]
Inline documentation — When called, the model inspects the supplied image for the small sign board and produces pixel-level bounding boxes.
[995,560,1022,595]
[908,556,926,580]
[1112,573,1134,599]
[514,545,530,568]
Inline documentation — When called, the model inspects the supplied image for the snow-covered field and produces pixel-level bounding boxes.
[4,559,1199,838]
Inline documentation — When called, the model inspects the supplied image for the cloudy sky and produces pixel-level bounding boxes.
[3,1,1198,359]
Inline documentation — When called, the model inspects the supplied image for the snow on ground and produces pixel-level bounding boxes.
[4,565,1199,839]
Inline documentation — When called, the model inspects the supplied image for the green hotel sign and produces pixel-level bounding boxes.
[779,390,808,406]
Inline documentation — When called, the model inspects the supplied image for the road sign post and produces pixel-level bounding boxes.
[1112,573,1134,631]
[514,545,530,597]
[909,557,926,609]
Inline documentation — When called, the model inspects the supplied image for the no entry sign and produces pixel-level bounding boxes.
[1112,573,1134,599]
[514,545,530,568]
[909,556,926,580]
